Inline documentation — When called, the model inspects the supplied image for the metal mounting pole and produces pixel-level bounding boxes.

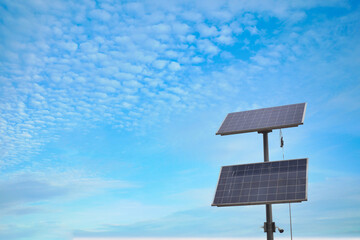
[260,131,274,240]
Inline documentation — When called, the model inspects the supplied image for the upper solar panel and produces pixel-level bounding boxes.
[216,103,307,136]
[212,158,308,207]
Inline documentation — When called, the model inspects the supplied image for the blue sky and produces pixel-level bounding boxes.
[0,0,360,239]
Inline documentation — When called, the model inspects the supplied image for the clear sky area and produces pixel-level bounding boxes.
[1,0,360,240]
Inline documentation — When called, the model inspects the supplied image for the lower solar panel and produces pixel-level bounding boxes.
[212,158,308,207]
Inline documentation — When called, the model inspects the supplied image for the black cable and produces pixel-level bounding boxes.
[279,129,293,240]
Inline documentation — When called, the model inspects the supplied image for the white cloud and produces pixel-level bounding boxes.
[144,38,165,50]
[246,26,259,35]
[168,61,181,71]
[119,62,143,74]
[182,11,203,22]
[89,9,112,21]
[153,60,168,69]
[216,35,234,45]
[80,42,99,53]
[59,41,78,52]
[0,0,357,189]
[229,21,243,34]
[172,22,190,35]
[251,55,278,66]
[197,23,218,37]
[0,171,135,213]
[152,23,171,34]
[192,56,204,63]
[227,0,346,19]
[186,34,196,42]
[96,78,121,88]
[197,39,220,55]
[165,50,179,58]
[125,2,145,16]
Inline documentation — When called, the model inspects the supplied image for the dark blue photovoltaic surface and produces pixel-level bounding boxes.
[212,159,308,207]
[216,103,306,135]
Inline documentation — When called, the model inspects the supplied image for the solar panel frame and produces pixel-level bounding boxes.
[216,103,307,136]
[212,158,308,207]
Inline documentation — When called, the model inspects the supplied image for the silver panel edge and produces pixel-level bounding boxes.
[212,199,305,207]
[302,102,307,124]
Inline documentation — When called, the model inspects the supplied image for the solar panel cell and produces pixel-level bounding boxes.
[212,158,308,207]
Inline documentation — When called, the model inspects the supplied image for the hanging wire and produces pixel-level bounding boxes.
[289,202,293,240]
[279,129,293,240]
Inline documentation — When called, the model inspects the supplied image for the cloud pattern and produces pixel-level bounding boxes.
[1,0,355,166]
[1,0,360,239]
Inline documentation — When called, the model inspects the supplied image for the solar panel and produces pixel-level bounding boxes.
[216,103,307,136]
[212,158,308,207]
